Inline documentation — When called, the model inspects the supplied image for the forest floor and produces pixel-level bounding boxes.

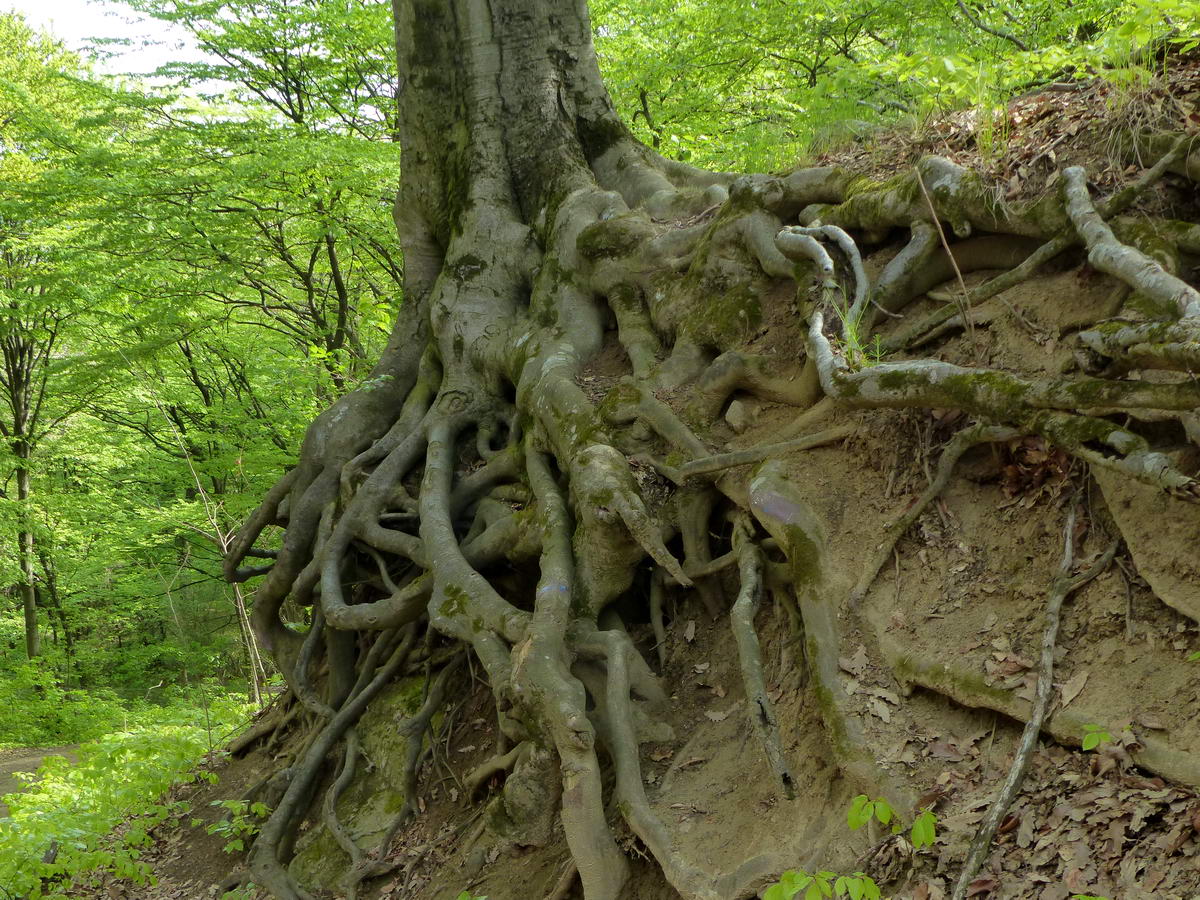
[68,54,1200,900]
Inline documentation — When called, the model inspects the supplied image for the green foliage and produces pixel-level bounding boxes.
[0,694,250,899]
[1082,723,1113,751]
[847,794,894,830]
[455,893,489,900]
[847,794,938,849]
[0,663,134,746]
[593,0,1198,171]
[203,798,270,854]
[767,796,938,899]
[910,809,938,850]
[831,294,887,370]
[0,0,402,725]
[764,869,882,900]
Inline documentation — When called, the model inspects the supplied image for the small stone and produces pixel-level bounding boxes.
[725,398,756,433]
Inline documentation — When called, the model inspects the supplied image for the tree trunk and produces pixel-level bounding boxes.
[223,3,1200,898]
[18,451,38,659]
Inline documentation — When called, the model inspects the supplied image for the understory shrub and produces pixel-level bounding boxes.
[0,692,252,899]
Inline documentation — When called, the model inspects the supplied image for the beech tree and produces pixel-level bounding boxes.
[222,1,1200,898]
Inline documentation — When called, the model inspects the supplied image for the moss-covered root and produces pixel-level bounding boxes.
[951,511,1116,900]
[798,156,1064,239]
[886,141,1190,351]
[523,446,631,900]
[341,658,464,895]
[808,310,1200,498]
[322,731,366,899]
[247,629,419,900]
[851,424,1021,605]
[1077,318,1200,373]
[730,516,796,799]
[748,461,914,813]
[1063,166,1200,320]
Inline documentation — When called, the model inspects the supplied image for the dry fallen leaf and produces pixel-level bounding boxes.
[839,644,870,676]
[684,620,696,643]
[927,741,964,762]
[1060,670,1088,709]
[966,877,997,897]
[869,698,892,723]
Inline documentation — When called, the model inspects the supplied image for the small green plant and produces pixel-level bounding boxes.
[1187,651,1200,662]
[829,294,886,369]
[847,794,894,830]
[1081,724,1113,751]
[847,795,938,849]
[764,868,882,900]
[204,799,270,853]
[910,809,938,849]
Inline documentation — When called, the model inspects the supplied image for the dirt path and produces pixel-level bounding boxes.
[0,745,79,817]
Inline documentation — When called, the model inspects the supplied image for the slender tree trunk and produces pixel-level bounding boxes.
[17,451,38,659]
[233,583,266,706]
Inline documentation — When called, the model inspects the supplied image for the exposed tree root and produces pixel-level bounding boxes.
[220,9,1200,894]
[1063,166,1200,319]
[653,425,855,484]
[889,134,1191,350]
[750,462,915,813]
[729,515,795,799]
[248,627,419,900]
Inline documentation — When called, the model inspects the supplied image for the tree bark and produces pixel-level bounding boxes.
[17,443,38,659]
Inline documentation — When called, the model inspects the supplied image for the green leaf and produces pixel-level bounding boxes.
[911,810,938,849]
[847,795,871,830]
[873,799,893,826]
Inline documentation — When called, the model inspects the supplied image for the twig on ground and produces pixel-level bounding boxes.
[951,506,1117,900]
